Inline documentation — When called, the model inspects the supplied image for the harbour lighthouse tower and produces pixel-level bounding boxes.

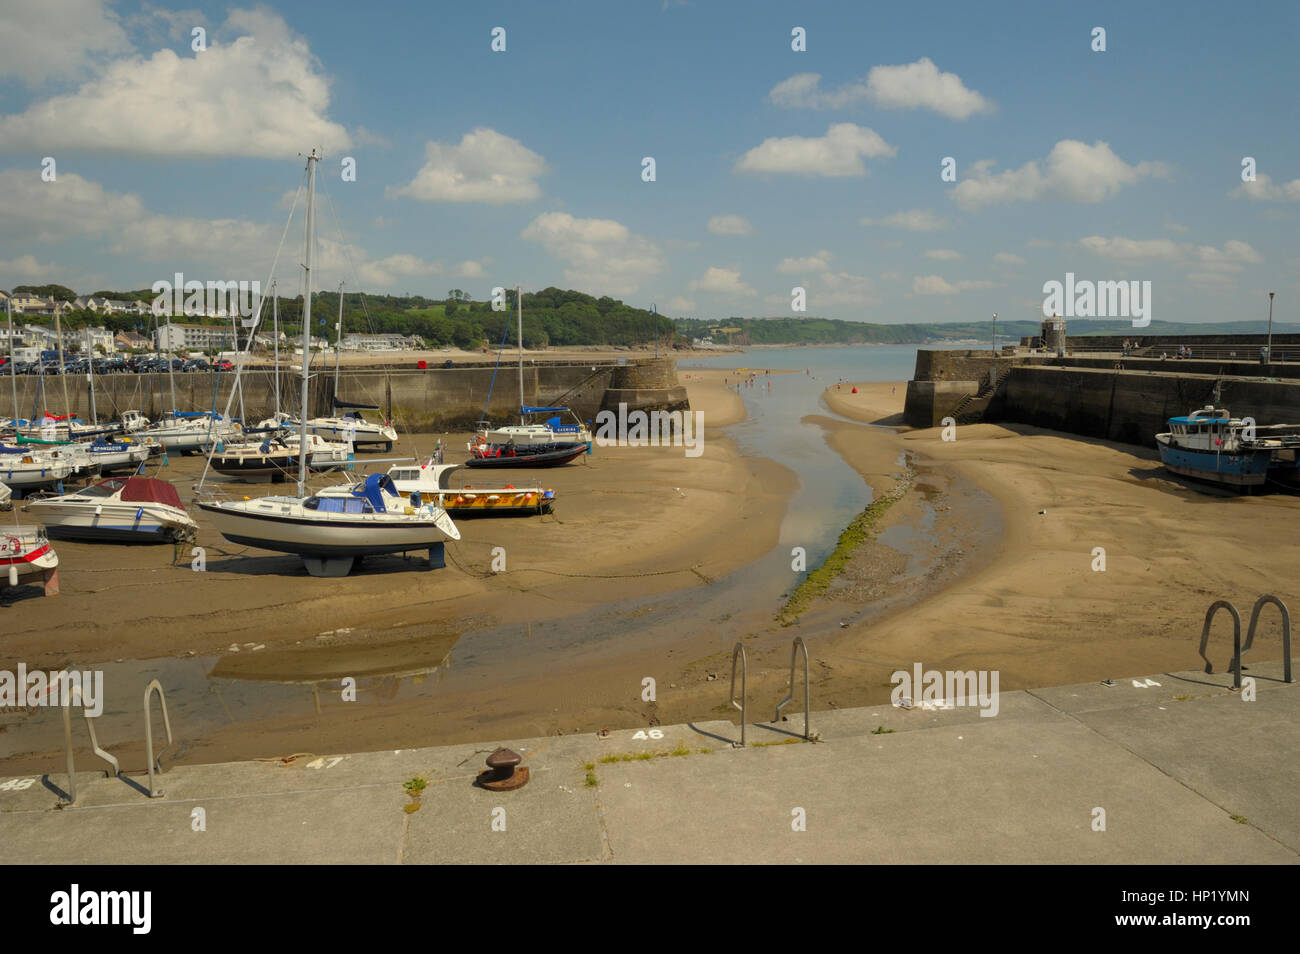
[1042,314,1066,356]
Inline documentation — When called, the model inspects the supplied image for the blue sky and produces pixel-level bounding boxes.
[1,0,1296,324]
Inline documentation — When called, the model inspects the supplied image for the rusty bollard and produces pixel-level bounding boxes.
[476,747,529,791]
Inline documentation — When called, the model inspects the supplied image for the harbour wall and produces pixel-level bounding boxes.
[0,358,689,431]
[903,348,1300,446]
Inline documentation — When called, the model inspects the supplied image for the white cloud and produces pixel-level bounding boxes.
[0,254,62,281]
[0,0,131,86]
[808,270,879,307]
[1163,222,1189,233]
[521,212,664,296]
[776,251,833,274]
[707,214,754,236]
[688,267,757,298]
[0,9,350,157]
[994,252,1026,265]
[952,140,1169,211]
[769,59,992,120]
[912,275,995,295]
[859,209,951,231]
[667,296,696,313]
[924,249,963,261]
[1078,236,1261,268]
[357,253,437,287]
[390,128,547,204]
[735,123,895,177]
[1230,173,1300,202]
[0,168,443,294]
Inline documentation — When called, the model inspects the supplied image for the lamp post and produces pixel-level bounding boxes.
[992,313,998,356]
[1267,292,1275,362]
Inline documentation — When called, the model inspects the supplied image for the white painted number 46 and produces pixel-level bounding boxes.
[632,729,663,740]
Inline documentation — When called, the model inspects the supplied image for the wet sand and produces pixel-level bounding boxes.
[809,380,1300,708]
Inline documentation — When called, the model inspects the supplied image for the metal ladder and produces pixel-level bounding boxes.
[60,677,175,802]
[1199,595,1293,688]
[62,681,120,805]
[773,636,811,740]
[728,638,813,746]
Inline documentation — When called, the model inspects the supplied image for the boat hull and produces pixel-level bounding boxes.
[464,443,587,469]
[197,499,455,556]
[1156,438,1271,486]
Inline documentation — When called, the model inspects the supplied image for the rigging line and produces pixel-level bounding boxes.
[481,313,513,422]
[197,167,308,493]
[316,177,422,457]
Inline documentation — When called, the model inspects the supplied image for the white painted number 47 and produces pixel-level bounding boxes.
[305,757,344,770]
[632,729,663,740]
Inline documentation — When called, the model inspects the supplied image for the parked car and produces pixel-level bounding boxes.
[213,359,234,372]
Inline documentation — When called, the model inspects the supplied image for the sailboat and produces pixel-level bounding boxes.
[289,281,398,451]
[196,150,459,577]
[476,285,593,450]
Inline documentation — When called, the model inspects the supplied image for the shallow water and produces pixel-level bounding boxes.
[1,346,924,764]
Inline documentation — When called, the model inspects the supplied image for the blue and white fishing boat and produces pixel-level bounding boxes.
[1156,405,1275,487]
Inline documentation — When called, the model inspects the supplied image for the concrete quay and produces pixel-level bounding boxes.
[1,659,1295,865]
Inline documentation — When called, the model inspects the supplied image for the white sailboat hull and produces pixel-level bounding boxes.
[197,497,457,556]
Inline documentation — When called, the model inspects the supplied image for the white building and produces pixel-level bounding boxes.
[79,326,116,354]
[341,332,422,351]
[156,323,234,352]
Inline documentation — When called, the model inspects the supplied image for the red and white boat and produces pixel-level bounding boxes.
[0,525,60,595]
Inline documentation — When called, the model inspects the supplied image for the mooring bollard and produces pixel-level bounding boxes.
[476,747,529,791]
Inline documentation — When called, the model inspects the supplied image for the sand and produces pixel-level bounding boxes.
[803,380,1300,710]
[1,370,787,666]
[7,369,1297,774]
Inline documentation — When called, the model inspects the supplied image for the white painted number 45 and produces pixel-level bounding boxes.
[0,778,35,791]
[632,729,663,740]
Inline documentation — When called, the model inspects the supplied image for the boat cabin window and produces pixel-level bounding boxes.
[391,469,418,481]
[304,496,374,514]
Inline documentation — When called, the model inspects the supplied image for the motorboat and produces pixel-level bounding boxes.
[24,476,198,543]
[142,411,241,454]
[0,445,78,491]
[387,459,555,517]
[464,439,588,469]
[293,402,397,451]
[82,435,152,473]
[0,524,59,595]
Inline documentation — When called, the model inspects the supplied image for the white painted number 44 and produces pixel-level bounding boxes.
[632,729,663,740]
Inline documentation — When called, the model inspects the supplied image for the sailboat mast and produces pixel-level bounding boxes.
[55,310,70,426]
[334,280,343,400]
[231,309,245,423]
[87,331,97,427]
[272,282,280,416]
[298,150,319,494]
[517,284,524,424]
[166,310,177,416]
[6,298,17,429]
